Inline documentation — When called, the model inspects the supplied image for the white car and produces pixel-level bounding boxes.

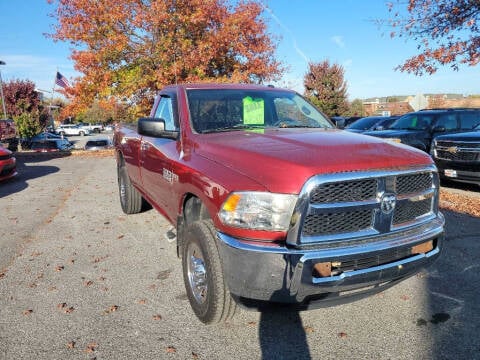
[55,124,90,136]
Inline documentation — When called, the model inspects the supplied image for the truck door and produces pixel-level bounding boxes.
[140,94,179,222]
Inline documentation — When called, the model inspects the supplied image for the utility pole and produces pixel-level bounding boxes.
[0,60,7,119]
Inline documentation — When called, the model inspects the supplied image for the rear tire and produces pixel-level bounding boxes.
[117,163,143,214]
[182,220,236,324]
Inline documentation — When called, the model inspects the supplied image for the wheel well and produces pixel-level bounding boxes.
[183,195,210,225]
[177,194,211,258]
[116,151,125,166]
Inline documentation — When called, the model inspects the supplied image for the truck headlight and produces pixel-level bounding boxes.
[219,192,297,231]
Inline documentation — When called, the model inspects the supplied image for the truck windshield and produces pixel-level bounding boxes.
[390,114,433,130]
[186,89,333,133]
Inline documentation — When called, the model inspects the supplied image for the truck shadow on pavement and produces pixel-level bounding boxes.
[258,309,312,360]
[428,209,480,359]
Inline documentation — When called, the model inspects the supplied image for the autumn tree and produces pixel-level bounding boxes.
[76,99,131,124]
[346,99,365,117]
[48,0,284,117]
[386,0,480,75]
[2,79,41,118]
[303,60,349,117]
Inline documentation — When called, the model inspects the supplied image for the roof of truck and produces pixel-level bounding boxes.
[162,83,292,92]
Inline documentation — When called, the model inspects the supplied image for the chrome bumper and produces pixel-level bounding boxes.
[216,214,444,305]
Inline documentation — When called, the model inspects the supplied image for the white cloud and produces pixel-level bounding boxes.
[343,59,353,68]
[261,4,310,65]
[331,35,346,49]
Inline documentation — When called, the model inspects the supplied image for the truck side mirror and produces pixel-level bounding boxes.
[138,117,178,139]
[432,126,446,133]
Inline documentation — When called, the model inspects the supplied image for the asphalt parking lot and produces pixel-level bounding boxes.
[0,152,479,359]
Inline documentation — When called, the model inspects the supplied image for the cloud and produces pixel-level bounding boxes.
[331,35,346,49]
[261,4,310,65]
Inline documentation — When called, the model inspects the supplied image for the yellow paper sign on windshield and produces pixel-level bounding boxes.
[243,96,264,125]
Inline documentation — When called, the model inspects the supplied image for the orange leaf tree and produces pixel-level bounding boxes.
[386,0,480,75]
[47,0,284,118]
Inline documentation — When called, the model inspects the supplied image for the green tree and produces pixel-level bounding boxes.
[303,60,349,117]
[14,112,42,139]
[346,99,365,117]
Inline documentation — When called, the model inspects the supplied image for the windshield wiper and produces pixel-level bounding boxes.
[201,124,264,133]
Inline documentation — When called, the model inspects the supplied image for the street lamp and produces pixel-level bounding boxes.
[0,60,7,119]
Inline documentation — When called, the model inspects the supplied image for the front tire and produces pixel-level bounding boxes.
[117,163,143,214]
[182,220,236,324]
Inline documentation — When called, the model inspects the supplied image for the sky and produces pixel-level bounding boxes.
[0,0,478,100]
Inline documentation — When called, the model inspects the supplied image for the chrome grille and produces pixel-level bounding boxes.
[290,167,439,246]
[396,173,432,194]
[311,179,377,203]
[393,198,432,225]
[436,150,479,161]
[435,141,480,161]
[303,209,373,236]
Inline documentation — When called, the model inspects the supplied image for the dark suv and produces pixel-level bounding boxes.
[431,123,480,185]
[363,108,480,153]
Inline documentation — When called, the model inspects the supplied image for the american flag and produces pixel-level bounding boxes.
[55,71,70,88]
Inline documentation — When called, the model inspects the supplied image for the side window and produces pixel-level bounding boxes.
[434,114,457,130]
[417,115,434,129]
[459,112,480,130]
[154,96,176,131]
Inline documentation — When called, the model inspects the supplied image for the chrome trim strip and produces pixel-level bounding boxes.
[217,212,444,256]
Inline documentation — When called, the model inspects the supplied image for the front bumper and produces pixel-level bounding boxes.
[0,158,17,181]
[435,160,480,185]
[217,214,444,306]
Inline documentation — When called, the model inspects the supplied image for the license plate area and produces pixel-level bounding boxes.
[444,169,457,178]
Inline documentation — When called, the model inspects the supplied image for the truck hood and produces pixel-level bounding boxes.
[435,131,480,142]
[363,129,424,138]
[193,128,432,193]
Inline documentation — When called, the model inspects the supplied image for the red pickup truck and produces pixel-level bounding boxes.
[114,83,444,324]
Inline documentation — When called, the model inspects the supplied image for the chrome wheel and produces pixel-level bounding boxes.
[119,175,126,206]
[186,243,207,304]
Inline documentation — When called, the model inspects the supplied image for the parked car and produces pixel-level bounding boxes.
[330,116,346,128]
[78,122,103,133]
[431,123,480,185]
[346,116,399,133]
[55,124,90,136]
[31,132,64,141]
[30,139,73,152]
[104,124,115,132]
[84,138,113,151]
[0,119,18,151]
[364,108,480,152]
[0,146,17,181]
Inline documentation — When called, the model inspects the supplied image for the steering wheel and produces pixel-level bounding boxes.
[272,118,299,128]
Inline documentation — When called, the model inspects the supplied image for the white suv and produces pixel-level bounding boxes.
[55,124,90,136]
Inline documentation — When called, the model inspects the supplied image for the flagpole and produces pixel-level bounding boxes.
[51,70,57,129]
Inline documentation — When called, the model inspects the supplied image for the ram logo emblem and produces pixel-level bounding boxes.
[380,193,396,215]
